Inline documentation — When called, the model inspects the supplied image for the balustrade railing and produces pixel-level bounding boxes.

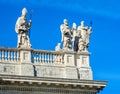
[0,47,64,65]
[32,50,64,65]
[0,47,20,63]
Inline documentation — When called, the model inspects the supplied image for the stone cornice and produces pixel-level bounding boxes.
[0,75,107,92]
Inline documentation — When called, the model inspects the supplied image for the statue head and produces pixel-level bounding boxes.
[22,8,27,17]
[63,19,68,25]
[72,23,77,29]
[81,21,84,27]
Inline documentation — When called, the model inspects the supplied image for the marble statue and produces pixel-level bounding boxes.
[15,8,32,48]
[72,23,77,41]
[60,19,72,50]
[77,21,92,51]
[71,23,78,51]
[59,19,92,52]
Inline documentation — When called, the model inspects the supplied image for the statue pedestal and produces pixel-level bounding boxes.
[19,48,32,63]
[18,48,34,76]
[63,51,78,79]
[76,51,93,80]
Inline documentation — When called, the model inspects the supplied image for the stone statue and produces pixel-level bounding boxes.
[15,8,32,48]
[72,23,77,41]
[86,27,92,47]
[71,23,78,51]
[60,19,72,50]
[77,21,92,51]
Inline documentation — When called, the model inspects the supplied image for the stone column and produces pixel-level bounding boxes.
[63,51,78,79]
[76,51,93,80]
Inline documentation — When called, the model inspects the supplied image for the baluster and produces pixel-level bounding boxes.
[6,50,9,61]
[59,54,61,64]
[31,52,34,62]
[7,50,9,61]
[58,54,60,64]
[57,54,59,64]
[12,51,14,62]
[34,52,36,63]
[18,50,20,62]
[41,53,43,63]
[2,50,5,61]
[36,53,39,62]
[47,53,49,63]
[53,54,55,64]
[10,51,12,61]
[43,53,45,63]
[8,51,10,61]
[39,53,41,63]
[17,51,19,61]
[40,53,42,63]
[51,54,52,63]
[39,52,41,63]
[59,54,62,64]
[0,50,1,61]
[37,53,39,62]
[44,53,46,63]
[35,53,37,62]
[36,52,38,62]
[14,51,16,62]
[12,51,14,61]
[54,54,57,64]
[11,51,14,61]
[49,54,52,63]
[62,54,64,64]
[4,50,7,61]
[52,54,54,63]
[16,51,18,61]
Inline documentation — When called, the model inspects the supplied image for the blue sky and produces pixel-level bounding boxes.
[0,0,120,94]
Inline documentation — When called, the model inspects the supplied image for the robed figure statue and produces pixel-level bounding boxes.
[15,8,32,48]
[60,19,72,50]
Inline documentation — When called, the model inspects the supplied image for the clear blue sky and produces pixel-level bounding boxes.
[0,0,120,94]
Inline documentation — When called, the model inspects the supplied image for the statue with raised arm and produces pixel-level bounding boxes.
[15,8,32,48]
[60,19,72,50]
[77,21,92,52]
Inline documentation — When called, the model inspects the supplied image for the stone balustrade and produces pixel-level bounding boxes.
[0,47,64,65]
[32,50,64,65]
[0,47,92,80]
[0,47,20,63]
